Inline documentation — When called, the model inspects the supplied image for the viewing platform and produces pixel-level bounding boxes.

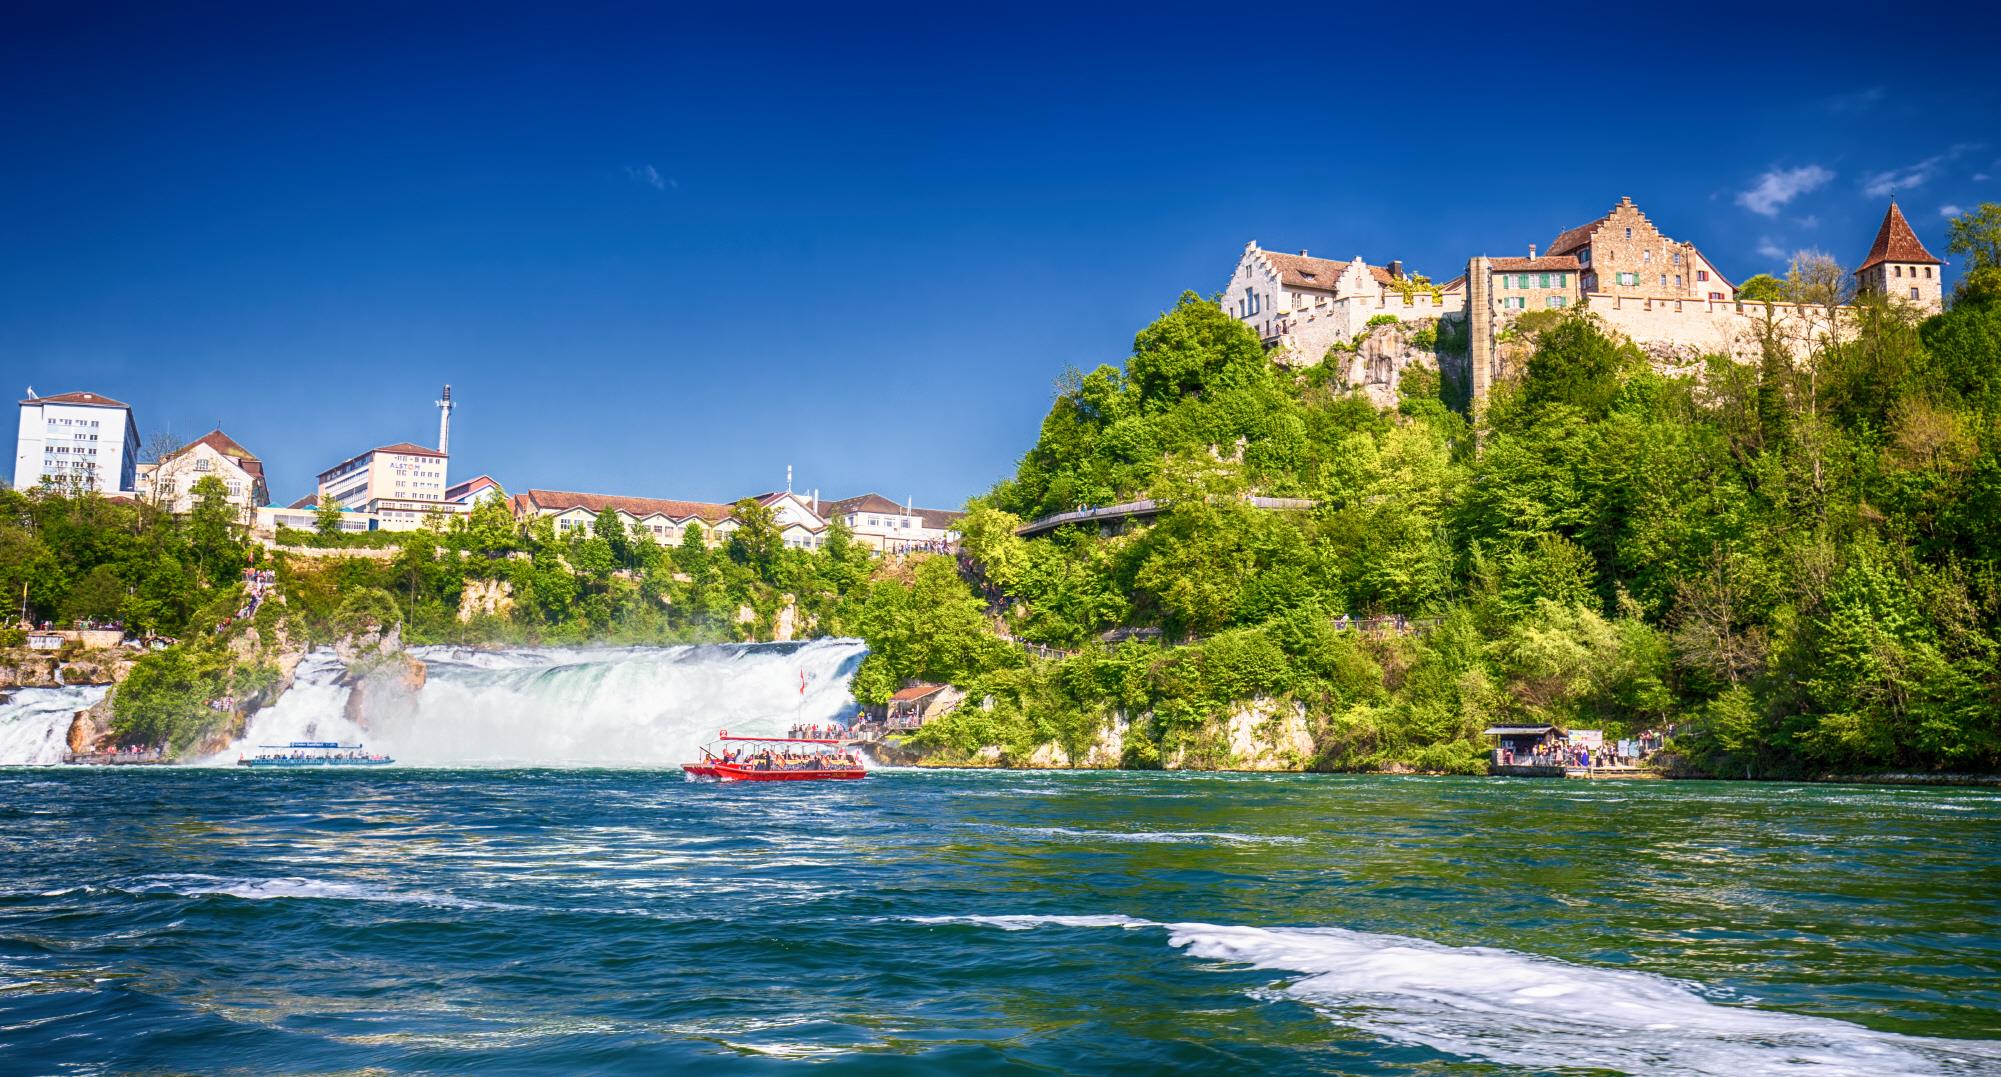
[1016,496,1318,538]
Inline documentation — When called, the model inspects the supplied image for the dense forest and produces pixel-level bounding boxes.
[870,218,2001,777]
[9,207,2001,773]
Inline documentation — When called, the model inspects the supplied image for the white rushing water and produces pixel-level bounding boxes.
[915,915,2001,1076]
[0,685,109,765]
[218,639,866,767]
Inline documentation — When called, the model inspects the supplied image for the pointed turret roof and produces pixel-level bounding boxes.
[1856,200,1941,272]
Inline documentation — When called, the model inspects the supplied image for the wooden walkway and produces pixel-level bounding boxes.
[1015,496,1318,538]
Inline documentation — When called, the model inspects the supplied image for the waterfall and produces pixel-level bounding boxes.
[0,685,108,765]
[220,639,868,767]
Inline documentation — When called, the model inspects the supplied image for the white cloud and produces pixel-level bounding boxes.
[1973,173,1991,183]
[1756,237,1788,260]
[1794,214,1821,229]
[1940,204,1964,218]
[1737,166,1835,216]
[1862,142,1983,198]
[625,164,672,190]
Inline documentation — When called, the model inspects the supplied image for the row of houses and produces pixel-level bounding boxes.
[510,487,964,554]
[13,386,964,553]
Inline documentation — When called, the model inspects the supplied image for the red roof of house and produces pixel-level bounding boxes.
[890,683,949,701]
[20,390,129,408]
[1487,256,1583,272]
[445,475,499,502]
[822,492,905,517]
[1546,218,1606,258]
[1857,201,1941,272]
[178,429,264,481]
[373,441,446,458]
[1258,250,1351,290]
[514,488,735,523]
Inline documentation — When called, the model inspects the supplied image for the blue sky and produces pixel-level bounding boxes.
[4,4,1996,507]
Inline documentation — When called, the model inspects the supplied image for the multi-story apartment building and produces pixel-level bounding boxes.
[313,442,453,530]
[14,390,141,493]
[134,429,269,523]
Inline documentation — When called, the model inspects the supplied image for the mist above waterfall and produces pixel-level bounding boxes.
[223,639,867,768]
[0,685,109,765]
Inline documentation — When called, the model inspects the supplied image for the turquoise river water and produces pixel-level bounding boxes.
[2,768,1998,1075]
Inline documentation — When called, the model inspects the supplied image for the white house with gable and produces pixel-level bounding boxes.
[1222,243,1465,367]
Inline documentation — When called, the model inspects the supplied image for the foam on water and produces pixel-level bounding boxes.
[0,685,109,765]
[1005,826,1305,845]
[915,915,2001,1076]
[129,873,501,909]
[219,639,866,767]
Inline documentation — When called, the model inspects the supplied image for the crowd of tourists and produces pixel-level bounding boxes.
[786,722,848,741]
[715,747,862,772]
[217,568,277,632]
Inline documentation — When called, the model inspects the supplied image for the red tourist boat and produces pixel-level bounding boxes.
[682,730,869,782]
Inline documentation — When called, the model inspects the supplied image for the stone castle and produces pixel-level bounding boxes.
[1224,198,1944,404]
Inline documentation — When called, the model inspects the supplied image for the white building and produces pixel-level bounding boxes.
[135,429,269,523]
[1222,244,1465,367]
[314,441,456,531]
[819,492,963,553]
[14,390,141,493]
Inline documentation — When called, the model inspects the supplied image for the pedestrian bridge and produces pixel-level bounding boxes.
[1015,496,1317,538]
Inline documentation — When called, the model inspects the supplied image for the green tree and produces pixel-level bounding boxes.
[1945,202,2001,273]
[1736,274,1784,303]
[315,496,342,538]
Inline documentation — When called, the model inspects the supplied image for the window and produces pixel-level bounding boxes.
[1674,275,1682,287]
[1924,267,1933,279]
[1894,265,1902,277]
[1671,251,1681,265]
[1505,296,1526,309]
[1517,274,1530,288]
[1557,273,1567,287]
[1624,227,1632,239]
[1616,272,1639,286]
[1710,291,1724,301]
[1911,287,1921,300]
[1547,296,1567,309]
[1538,274,1550,288]
[194,458,210,472]
[1642,250,1651,264]
[1697,270,1708,282]
[1578,249,1591,266]
[1660,274,1668,287]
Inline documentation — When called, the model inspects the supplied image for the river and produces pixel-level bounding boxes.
[1,768,1996,1074]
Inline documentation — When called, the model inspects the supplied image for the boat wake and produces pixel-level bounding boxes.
[910,914,2001,1076]
[126,873,504,909]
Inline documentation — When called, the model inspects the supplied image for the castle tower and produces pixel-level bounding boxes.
[1855,201,1944,314]
[435,384,455,455]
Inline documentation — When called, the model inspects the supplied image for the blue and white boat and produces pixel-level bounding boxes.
[238,741,394,768]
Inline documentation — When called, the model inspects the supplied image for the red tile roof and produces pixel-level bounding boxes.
[1856,201,1941,272]
[1546,217,1606,258]
[515,488,735,523]
[20,390,129,407]
[1487,256,1583,272]
[178,429,264,481]
[445,475,499,503]
[822,492,906,517]
[890,683,949,701]
[1258,250,1351,290]
[373,441,446,458]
